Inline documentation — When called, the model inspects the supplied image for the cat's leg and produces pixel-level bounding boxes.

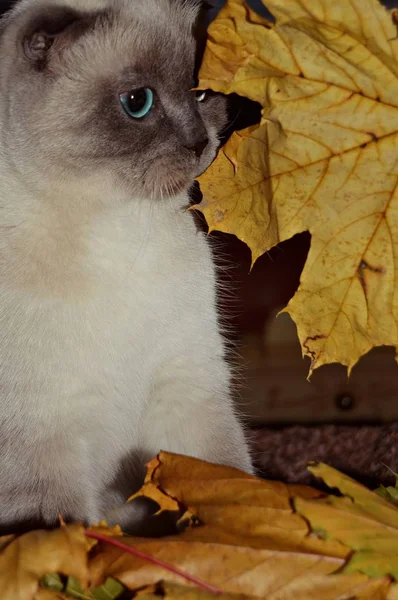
[103,362,253,534]
[40,436,105,526]
[32,434,104,527]
[0,462,102,534]
[99,447,185,535]
[140,361,253,474]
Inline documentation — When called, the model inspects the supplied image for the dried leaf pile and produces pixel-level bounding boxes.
[4,452,398,600]
[195,0,398,375]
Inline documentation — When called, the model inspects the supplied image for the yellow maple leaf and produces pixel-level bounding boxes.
[196,0,398,374]
[295,463,398,579]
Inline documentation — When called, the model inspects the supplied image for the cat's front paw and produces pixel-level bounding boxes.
[104,496,183,537]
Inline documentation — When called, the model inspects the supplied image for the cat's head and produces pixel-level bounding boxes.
[0,0,226,201]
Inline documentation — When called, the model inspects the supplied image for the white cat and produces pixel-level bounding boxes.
[0,0,253,533]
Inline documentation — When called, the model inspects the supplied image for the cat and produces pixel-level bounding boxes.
[0,0,253,534]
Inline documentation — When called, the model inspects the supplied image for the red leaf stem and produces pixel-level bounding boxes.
[85,530,223,595]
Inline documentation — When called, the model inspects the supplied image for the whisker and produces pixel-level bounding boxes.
[219,108,243,136]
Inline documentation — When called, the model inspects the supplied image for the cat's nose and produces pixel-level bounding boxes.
[185,137,209,158]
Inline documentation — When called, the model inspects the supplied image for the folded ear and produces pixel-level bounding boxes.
[22,6,92,67]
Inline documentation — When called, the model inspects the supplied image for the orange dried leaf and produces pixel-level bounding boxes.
[140,452,347,557]
[135,582,252,600]
[89,453,375,600]
[90,537,349,597]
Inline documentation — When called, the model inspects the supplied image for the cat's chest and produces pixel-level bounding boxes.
[0,206,204,395]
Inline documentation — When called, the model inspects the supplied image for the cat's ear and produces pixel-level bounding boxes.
[22,6,90,66]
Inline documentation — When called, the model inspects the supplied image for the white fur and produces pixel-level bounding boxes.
[0,0,252,530]
[0,178,253,527]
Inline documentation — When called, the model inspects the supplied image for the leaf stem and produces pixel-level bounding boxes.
[85,530,223,595]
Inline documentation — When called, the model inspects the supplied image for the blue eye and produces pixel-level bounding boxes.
[120,87,154,119]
